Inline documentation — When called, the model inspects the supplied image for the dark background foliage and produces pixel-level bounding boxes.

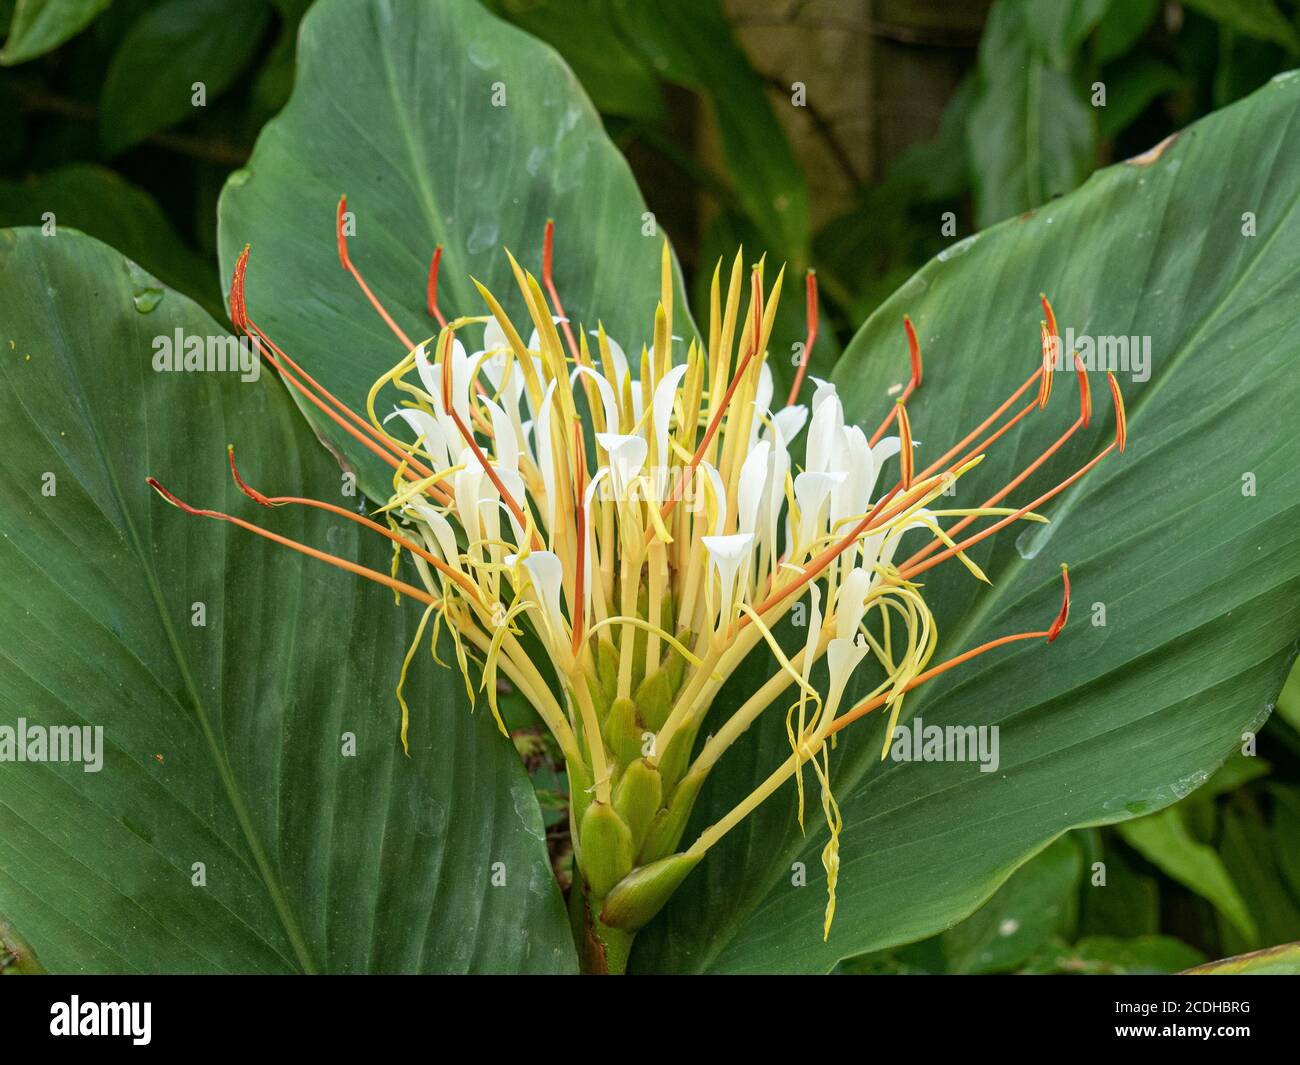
[3,0,1298,973]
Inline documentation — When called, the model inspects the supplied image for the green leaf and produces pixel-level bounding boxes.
[610,0,810,265]
[1023,934,1205,974]
[0,0,110,65]
[1079,834,1160,938]
[942,835,1082,974]
[967,0,1100,227]
[491,0,665,122]
[1097,54,1185,139]
[1185,941,1300,974]
[1118,809,1257,945]
[0,228,576,973]
[1278,661,1300,732]
[1095,0,1160,64]
[633,72,1300,974]
[0,164,221,316]
[1272,785,1300,902]
[217,0,693,503]
[99,0,271,156]
[1215,806,1300,953]
[1182,0,1300,53]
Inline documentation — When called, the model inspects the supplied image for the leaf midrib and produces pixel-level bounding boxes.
[56,255,319,974]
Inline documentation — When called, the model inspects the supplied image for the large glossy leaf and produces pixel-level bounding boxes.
[633,72,1300,973]
[217,0,694,503]
[0,228,576,974]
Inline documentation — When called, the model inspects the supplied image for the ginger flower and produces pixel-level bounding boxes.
[149,204,1126,974]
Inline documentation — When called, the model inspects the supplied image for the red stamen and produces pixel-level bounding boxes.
[1108,372,1127,453]
[784,270,819,406]
[897,399,914,490]
[1037,321,1054,409]
[1075,353,1092,426]
[336,195,416,350]
[900,441,1115,582]
[427,245,447,328]
[1047,563,1070,642]
[229,243,250,331]
[1040,292,1058,341]
[905,314,922,389]
[231,247,444,496]
[867,315,924,446]
[542,219,580,362]
[228,445,273,506]
[903,375,1126,580]
[902,406,1085,571]
[227,449,480,602]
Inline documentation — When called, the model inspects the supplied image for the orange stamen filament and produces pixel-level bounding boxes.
[337,195,416,350]
[828,565,1070,736]
[784,270,818,406]
[228,447,478,602]
[231,245,446,498]
[427,245,447,328]
[147,477,438,607]
[914,366,1042,482]
[543,219,580,363]
[902,411,1086,570]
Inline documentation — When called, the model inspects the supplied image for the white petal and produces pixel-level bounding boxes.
[699,461,727,537]
[482,396,519,472]
[652,363,690,469]
[385,406,450,471]
[508,550,567,643]
[826,635,870,706]
[572,365,620,434]
[534,380,559,531]
[835,566,872,640]
[805,391,844,475]
[794,470,845,547]
[737,440,771,536]
[408,503,460,571]
[768,405,808,446]
[701,532,755,620]
[831,424,873,525]
[595,432,647,502]
[483,317,508,355]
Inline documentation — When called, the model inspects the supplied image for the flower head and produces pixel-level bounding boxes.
[152,206,1126,970]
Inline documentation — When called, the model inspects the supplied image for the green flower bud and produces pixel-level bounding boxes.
[601,852,702,931]
[639,765,706,864]
[613,757,662,853]
[602,696,644,767]
[577,801,634,898]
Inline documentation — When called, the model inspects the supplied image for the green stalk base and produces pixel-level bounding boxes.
[569,878,635,975]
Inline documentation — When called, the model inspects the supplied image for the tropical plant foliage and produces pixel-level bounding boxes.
[2,0,1299,974]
